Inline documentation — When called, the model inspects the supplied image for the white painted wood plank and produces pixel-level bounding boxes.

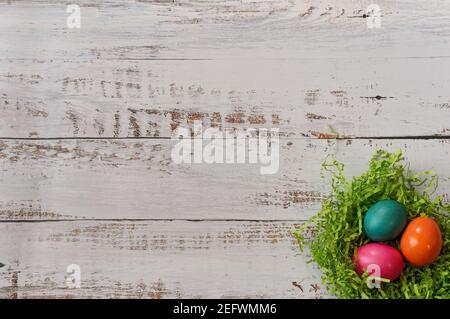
[1,0,448,300]
[0,138,448,220]
[1,1,450,60]
[0,220,326,298]
[1,58,450,138]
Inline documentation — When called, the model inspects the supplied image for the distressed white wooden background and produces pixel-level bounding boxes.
[0,0,449,298]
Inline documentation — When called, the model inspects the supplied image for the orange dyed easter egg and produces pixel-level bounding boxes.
[400,216,442,266]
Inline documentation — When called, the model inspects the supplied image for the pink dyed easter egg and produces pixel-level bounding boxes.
[354,243,404,281]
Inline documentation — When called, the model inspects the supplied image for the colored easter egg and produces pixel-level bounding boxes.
[400,216,442,266]
[363,199,407,241]
[354,243,404,281]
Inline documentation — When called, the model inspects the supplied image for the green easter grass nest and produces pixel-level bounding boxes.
[292,150,449,299]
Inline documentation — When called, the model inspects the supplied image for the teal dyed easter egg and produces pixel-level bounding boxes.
[363,199,407,241]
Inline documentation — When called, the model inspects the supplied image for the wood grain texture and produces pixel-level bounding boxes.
[1,0,450,299]
[0,220,327,299]
[1,58,450,138]
[0,138,448,221]
[1,0,450,60]
[2,1,450,139]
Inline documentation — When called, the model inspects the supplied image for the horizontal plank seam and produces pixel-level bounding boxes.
[110,56,450,61]
[0,136,449,141]
[0,218,309,223]
[4,56,450,61]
